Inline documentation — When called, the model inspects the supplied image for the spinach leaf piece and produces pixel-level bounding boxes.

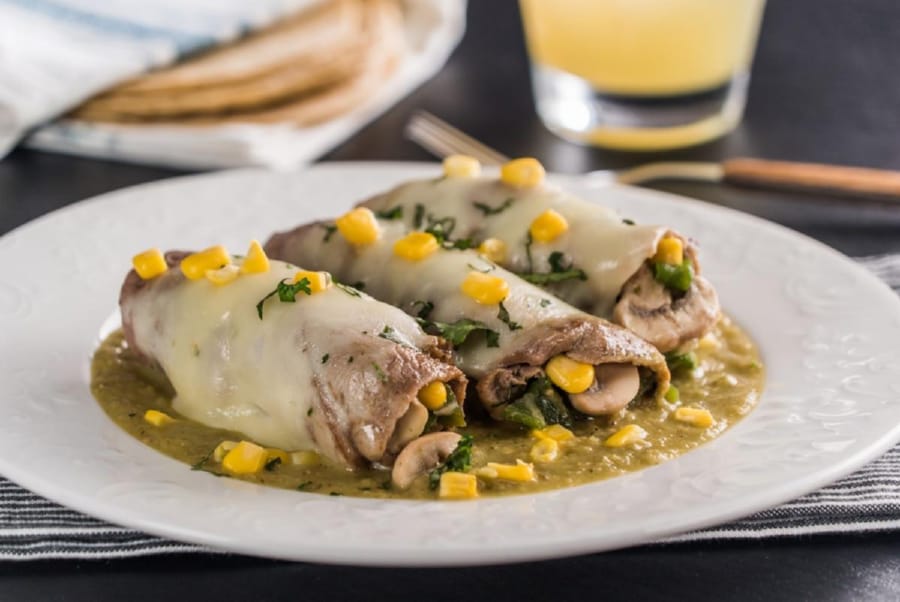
[417,317,500,348]
[428,435,474,490]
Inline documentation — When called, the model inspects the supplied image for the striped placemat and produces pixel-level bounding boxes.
[0,254,898,559]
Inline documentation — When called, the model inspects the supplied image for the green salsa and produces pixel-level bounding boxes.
[90,316,763,499]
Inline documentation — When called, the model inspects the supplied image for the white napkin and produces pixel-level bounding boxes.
[12,0,467,170]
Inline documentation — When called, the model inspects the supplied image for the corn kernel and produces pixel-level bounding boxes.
[241,240,270,274]
[143,409,174,427]
[530,438,559,463]
[674,407,715,428]
[212,441,238,463]
[265,448,290,467]
[205,264,240,286]
[417,381,448,410]
[480,460,535,482]
[532,424,575,442]
[336,208,381,246]
[132,248,168,280]
[501,157,545,188]
[654,236,684,266]
[290,450,321,467]
[545,355,595,394]
[439,472,479,500]
[478,238,507,263]
[442,155,481,178]
[393,231,440,261]
[181,245,231,280]
[293,270,332,293]
[222,441,268,475]
[460,271,509,305]
[530,209,569,243]
[605,424,648,448]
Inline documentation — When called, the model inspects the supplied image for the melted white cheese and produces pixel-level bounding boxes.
[367,177,665,316]
[125,260,429,451]
[286,222,590,376]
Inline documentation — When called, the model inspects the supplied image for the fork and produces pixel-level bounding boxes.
[405,110,900,202]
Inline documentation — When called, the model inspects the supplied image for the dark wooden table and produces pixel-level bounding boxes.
[1,1,899,600]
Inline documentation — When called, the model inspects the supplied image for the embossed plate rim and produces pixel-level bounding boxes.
[0,163,898,566]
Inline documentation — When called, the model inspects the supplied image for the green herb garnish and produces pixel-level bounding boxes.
[518,251,587,285]
[501,377,572,430]
[653,259,694,293]
[372,363,389,383]
[428,435,474,490]
[473,197,514,216]
[497,301,522,331]
[413,203,425,229]
[417,317,500,348]
[623,218,635,226]
[378,325,410,347]
[335,282,362,297]
[321,223,338,242]
[413,300,434,319]
[375,206,403,220]
[264,457,282,471]
[321,354,330,364]
[256,277,312,319]
[540,299,551,308]
[297,481,314,491]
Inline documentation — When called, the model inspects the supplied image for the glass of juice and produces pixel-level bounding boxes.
[519,0,767,151]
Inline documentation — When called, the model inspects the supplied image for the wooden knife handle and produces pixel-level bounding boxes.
[722,158,900,200]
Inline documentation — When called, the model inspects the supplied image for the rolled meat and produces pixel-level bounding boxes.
[355,161,720,352]
[265,220,670,426]
[120,250,467,472]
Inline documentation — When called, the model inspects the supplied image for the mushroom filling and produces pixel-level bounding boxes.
[495,365,658,430]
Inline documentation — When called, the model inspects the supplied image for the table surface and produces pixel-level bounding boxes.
[1,0,899,599]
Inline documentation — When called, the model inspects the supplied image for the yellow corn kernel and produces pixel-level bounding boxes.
[132,248,168,280]
[212,440,238,463]
[530,438,559,463]
[460,271,509,305]
[393,231,440,261]
[442,155,481,178]
[290,450,321,467]
[529,209,569,243]
[240,240,270,274]
[545,355,595,394]
[205,264,240,286]
[654,236,684,266]
[222,441,268,475]
[478,238,507,263]
[501,157,545,188]
[293,270,332,293]
[143,409,174,427]
[478,460,535,482]
[605,424,648,448]
[439,472,479,500]
[336,207,381,246]
[532,424,575,442]
[417,381,448,410]
[181,245,230,280]
[674,407,715,428]
[264,448,290,467]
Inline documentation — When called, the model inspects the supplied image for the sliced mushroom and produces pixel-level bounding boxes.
[569,363,640,415]
[386,400,429,455]
[612,263,719,352]
[391,432,462,490]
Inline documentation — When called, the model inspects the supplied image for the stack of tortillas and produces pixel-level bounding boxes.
[70,0,404,127]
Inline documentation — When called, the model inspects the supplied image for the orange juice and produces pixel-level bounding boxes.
[519,0,766,150]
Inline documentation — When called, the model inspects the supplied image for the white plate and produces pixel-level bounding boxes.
[1,163,899,567]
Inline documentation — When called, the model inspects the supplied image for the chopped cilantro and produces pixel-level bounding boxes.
[518,251,587,285]
[378,325,409,347]
[413,203,425,229]
[428,435,474,490]
[417,317,500,348]
[413,300,434,319]
[307,407,314,416]
[256,278,312,319]
[335,282,362,297]
[321,354,330,364]
[321,223,338,242]
[623,218,635,226]
[540,299,551,308]
[497,301,522,331]
[473,197,514,216]
[372,362,389,383]
[375,206,403,220]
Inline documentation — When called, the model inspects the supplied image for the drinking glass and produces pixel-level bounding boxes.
[519,0,766,151]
